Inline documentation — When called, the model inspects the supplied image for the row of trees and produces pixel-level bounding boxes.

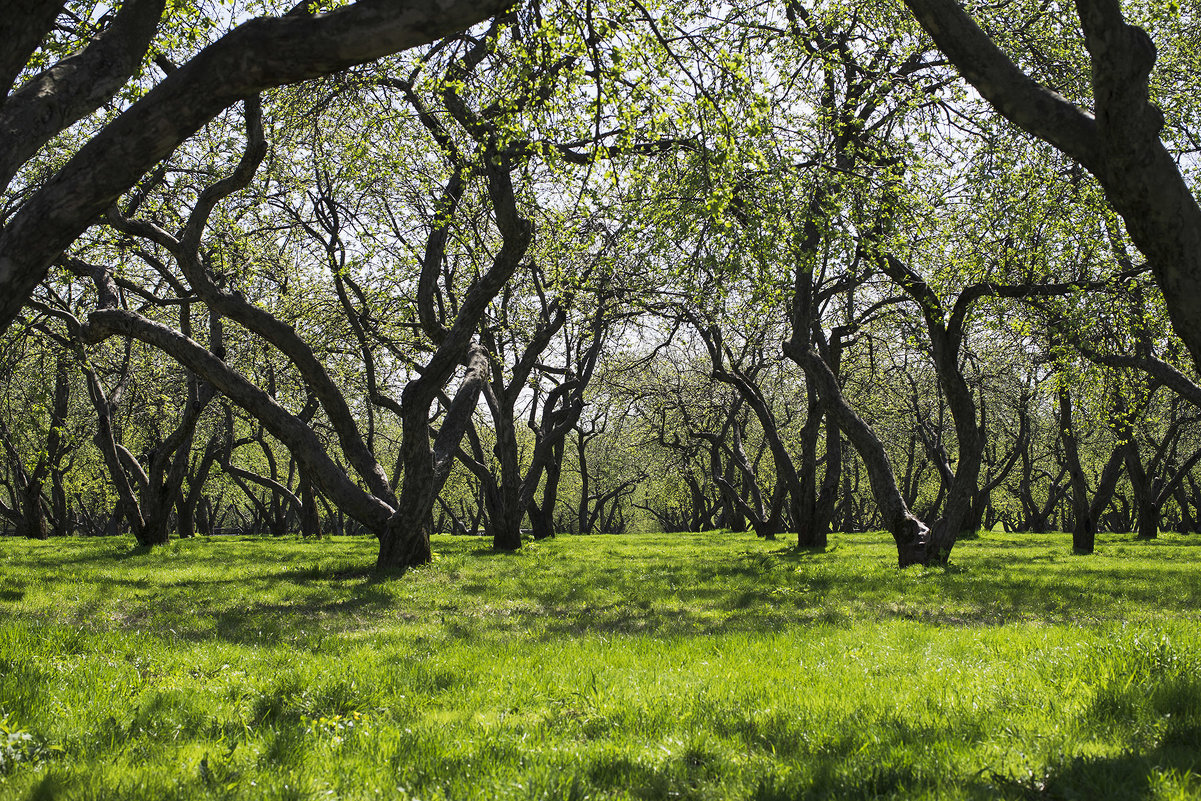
[6,305,1200,549]
[4,0,1201,571]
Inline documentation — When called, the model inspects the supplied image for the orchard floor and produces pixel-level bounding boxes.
[1,530,1200,800]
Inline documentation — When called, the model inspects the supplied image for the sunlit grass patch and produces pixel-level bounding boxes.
[1,530,1200,799]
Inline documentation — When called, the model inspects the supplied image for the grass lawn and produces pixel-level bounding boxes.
[1,530,1200,800]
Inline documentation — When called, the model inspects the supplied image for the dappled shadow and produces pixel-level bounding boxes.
[6,543,399,646]
[6,532,1201,801]
[34,537,334,568]
[9,531,1201,645]
[777,545,837,558]
[461,536,1201,638]
[284,563,376,583]
[982,533,1201,549]
[741,709,1200,801]
[749,745,1198,801]
[204,584,397,646]
[469,546,523,558]
[567,695,1200,801]
[40,542,199,565]
[974,735,1201,800]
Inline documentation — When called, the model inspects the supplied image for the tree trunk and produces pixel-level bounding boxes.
[529,439,563,540]
[812,418,842,548]
[1124,435,1156,540]
[1058,385,1095,554]
[51,472,69,537]
[1136,500,1159,541]
[901,0,1201,374]
[795,387,823,548]
[378,342,499,571]
[487,412,524,551]
[784,341,932,566]
[18,482,48,540]
[299,473,320,539]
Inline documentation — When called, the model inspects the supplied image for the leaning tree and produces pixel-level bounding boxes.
[0,0,513,335]
[901,0,1201,370]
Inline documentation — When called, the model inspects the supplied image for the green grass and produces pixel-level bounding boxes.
[1,530,1200,800]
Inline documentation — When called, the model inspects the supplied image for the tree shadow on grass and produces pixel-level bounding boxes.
[14,532,1201,644]
[574,702,1201,801]
[89,544,159,560]
[41,566,398,645]
[470,546,523,558]
[283,563,377,583]
[205,584,398,645]
[750,750,1195,801]
[494,545,1201,636]
[775,544,837,559]
[743,717,1201,801]
[975,736,1201,800]
[26,543,160,567]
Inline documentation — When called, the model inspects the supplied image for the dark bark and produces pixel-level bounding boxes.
[528,438,563,540]
[107,98,395,508]
[688,400,760,535]
[1058,383,1095,553]
[784,338,932,566]
[1076,349,1201,409]
[1115,397,1201,540]
[1184,475,1201,534]
[0,0,513,333]
[693,322,800,542]
[967,387,1027,535]
[1124,438,1158,540]
[80,51,529,570]
[796,342,843,549]
[379,153,533,570]
[878,257,981,554]
[80,357,148,542]
[0,1,65,101]
[221,453,304,534]
[0,0,166,192]
[380,343,499,567]
[471,299,568,552]
[1089,443,1127,531]
[901,0,1201,372]
[1012,448,1068,534]
[636,465,717,533]
[520,319,609,541]
[816,403,843,543]
[298,472,320,539]
[795,386,823,544]
[878,255,1105,552]
[575,424,594,535]
[0,351,74,539]
[703,419,781,541]
[1172,480,1196,534]
[64,291,217,545]
[178,434,222,540]
[774,12,943,564]
[82,308,395,536]
[16,482,48,540]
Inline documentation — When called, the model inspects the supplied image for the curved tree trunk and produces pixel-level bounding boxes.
[784,340,932,566]
[901,0,1201,373]
[529,439,564,540]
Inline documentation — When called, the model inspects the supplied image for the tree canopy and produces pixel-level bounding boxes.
[4,0,1201,573]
